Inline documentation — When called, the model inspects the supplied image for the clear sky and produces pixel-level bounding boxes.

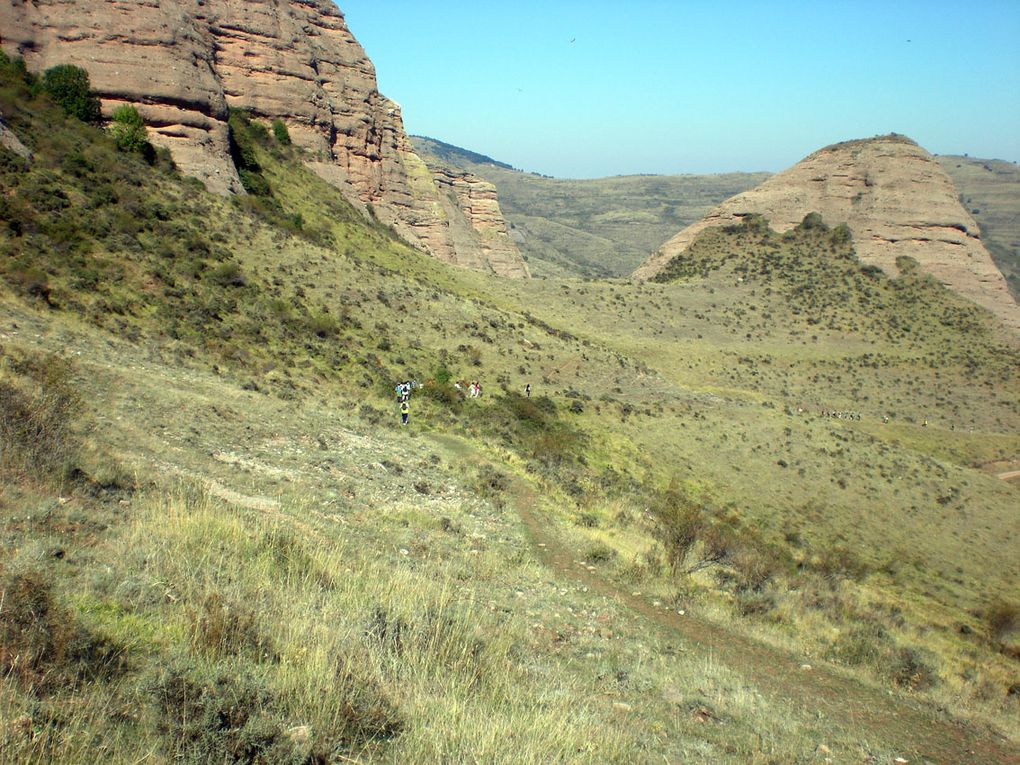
[338,1,1020,179]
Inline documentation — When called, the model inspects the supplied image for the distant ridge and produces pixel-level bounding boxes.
[413,136,514,171]
[411,136,768,277]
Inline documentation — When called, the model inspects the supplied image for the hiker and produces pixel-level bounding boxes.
[525,383,532,398]
[400,399,409,426]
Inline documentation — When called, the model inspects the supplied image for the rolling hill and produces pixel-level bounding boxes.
[411,136,769,278]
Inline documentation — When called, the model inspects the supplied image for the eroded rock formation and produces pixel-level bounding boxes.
[0,0,528,277]
[635,135,1018,329]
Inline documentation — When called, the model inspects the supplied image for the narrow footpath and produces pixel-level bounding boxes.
[506,476,1019,765]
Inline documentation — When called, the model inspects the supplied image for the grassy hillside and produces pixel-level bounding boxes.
[939,155,1020,301]
[2,56,1019,764]
[411,136,768,279]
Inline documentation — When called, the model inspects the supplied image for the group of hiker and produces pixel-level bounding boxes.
[394,380,419,426]
[393,378,532,426]
[455,381,484,398]
[821,409,862,421]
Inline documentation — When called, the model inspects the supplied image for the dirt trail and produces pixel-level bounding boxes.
[503,475,1018,765]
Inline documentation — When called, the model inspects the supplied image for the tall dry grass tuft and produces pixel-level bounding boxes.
[0,350,84,483]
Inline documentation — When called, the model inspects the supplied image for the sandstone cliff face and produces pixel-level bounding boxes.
[431,167,529,278]
[0,0,528,277]
[635,136,1018,330]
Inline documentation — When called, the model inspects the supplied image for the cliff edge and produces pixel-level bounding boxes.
[0,0,527,277]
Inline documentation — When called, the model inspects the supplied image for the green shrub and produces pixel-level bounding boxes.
[271,119,291,146]
[40,64,101,123]
[228,112,272,198]
[146,658,302,765]
[798,212,828,231]
[109,104,155,162]
[650,481,704,571]
[832,222,853,245]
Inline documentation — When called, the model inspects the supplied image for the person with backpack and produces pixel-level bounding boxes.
[400,399,409,426]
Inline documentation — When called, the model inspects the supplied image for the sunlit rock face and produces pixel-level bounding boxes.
[635,135,1016,329]
[1,0,529,277]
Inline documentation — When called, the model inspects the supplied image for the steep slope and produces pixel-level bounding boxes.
[412,136,767,278]
[0,0,527,277]
[939,155,1020,301]
[635,135,1018,330]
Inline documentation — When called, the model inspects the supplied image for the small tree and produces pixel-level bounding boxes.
[799,211,828,231]
[831,222,853,245]
[40,64,101,123]
[109,104,155,162]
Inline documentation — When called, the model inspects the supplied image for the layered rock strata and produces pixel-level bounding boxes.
[635,135,1017,329]
[431,167,529,277]
[0,0,528,277]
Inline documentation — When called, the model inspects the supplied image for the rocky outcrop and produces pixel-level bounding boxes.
[431,167,529,277]
[0,111,31,160]
[635,135,1018,329]
[0,0,529,277]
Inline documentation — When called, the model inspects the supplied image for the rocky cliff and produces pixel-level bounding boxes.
[635,135,1018,330]
[0,0,528,277]
[938,155,1020,302]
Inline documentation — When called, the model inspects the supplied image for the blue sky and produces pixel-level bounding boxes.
[338,1,1020,178]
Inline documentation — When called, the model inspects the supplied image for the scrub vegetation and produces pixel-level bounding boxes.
[1,55,1018,763]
